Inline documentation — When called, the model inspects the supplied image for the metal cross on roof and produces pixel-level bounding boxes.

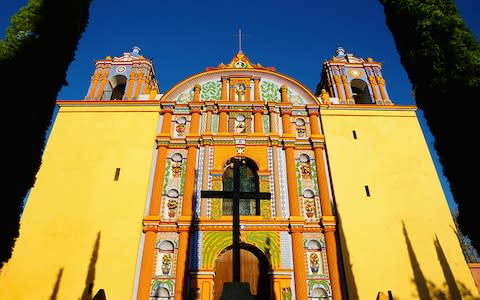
[232,28,251,53]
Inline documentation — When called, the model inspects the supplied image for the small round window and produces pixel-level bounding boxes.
[299,154,310,163]
[176,117,187,125]
[236,114,246,122]
[167,189,179,198]
[171,153,183,162]
[295,118,305,126]
[303,189,315,198]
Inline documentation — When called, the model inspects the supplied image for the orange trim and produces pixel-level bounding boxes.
[285,147,300,216]
[182,146,197,216]
[134,73,143,100]
[342,75,352,100]
[149,147,168,216]
[218,111,228,132]
[254,112,263,133]
[229,85,235,101]
[126,71,136,100]
[319,104,416,110]
[87,73,100,99]
[312,145,342,299]
[221,77,228,101]
[282,114,292,135]
[334,76,344,101]
[291,232,308,299]
[313,147,332,216]
[377,77,389,102]
[368,77,380,102]
[190,113,200,134]
[280,85,288,103]
[309,114,321,136]
[254,78,260,101]
[174,230,190,298]
[193,84,201,103]
[325,231,342,300]
[56,100,160,106]
[136,231,156,300]
[269,111,277,134]
[95,69,109,100]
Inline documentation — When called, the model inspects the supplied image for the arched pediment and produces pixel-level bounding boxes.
[160,68,320,105]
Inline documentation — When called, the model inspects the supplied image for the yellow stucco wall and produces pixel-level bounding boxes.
[0,102,159,300]
[321,106,479,299]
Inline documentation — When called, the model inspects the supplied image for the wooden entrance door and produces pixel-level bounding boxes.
[213,248,271,300]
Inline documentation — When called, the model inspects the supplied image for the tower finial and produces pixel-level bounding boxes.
[132,46,141,55]
[336,46,345,57]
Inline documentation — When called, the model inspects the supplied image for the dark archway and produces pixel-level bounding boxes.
[109,75,127,100]
[351,79,373,104]
[213,244,271,300]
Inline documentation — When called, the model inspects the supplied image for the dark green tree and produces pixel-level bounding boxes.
[0,0,92,265]
[452,209,480,263]
[379,0,480,251]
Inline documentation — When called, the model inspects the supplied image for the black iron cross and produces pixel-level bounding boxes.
[201,158,270,282]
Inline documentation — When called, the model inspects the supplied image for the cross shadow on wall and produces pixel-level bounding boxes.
[402,221,479,300]
[79,231,106,300]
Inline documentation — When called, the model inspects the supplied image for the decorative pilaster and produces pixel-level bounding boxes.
[376,77,390,104]
[290,223,308,299]
[229,81,236,101]
[253,77,260,101]
[136,104,174,300]
[126,69,136,100]
[174,85,202,299]
[342,75,354,104]
[87,69,100,99]
[95,66,110,100]
[367,76,381,104]
[269,104,282,218]
[137,222,159,300]
[221,77,228,101]
[200,137,212,217]
[333,75,345,103]
[280,93,307,299]
[245,82,251,102]
[218,104,228,133]
[134,66,145,99]
[253,105,263,134]
[309,109,342,300]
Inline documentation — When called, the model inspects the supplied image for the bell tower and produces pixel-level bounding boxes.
[316,47,392,105]
[85,46,159,101]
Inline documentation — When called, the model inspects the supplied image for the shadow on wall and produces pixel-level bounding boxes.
[337,214,359,300]
[49,268,64,300]
[402,221,479,300]
[48,232,105,300]
[80,231,102,300]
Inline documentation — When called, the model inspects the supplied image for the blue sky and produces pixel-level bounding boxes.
[1,0,479,211]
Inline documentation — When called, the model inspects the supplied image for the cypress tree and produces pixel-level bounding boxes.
[0,0,92,265]
[380,0,480,251]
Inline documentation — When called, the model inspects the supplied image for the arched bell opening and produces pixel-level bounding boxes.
[351,79,373,104]
[109,74,127,100]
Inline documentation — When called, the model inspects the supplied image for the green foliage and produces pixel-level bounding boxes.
[452,209,480,263]
[0,0,92,265]
[0,0,43,60]
[380,0,480,251]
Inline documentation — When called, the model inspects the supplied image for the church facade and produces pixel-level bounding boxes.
[0,47,478,300]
